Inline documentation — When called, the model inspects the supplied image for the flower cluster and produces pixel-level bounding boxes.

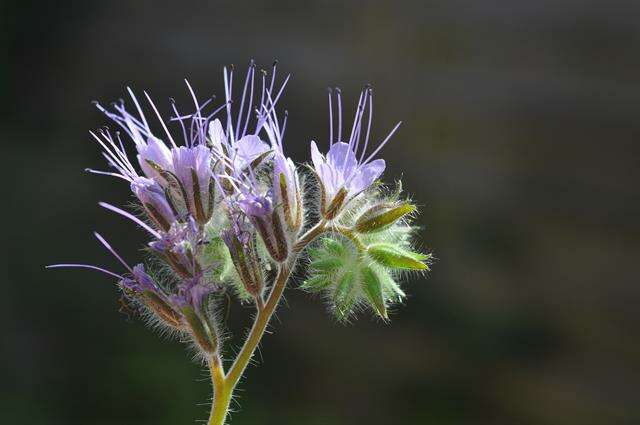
[48,60,430,368]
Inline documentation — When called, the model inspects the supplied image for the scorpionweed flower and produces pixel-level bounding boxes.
[48,60,431,425]
[310,87,401,218]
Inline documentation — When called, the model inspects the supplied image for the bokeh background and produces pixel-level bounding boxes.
[4,1,640,424]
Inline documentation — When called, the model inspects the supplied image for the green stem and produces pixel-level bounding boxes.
[334,225,367,252]
[208,356,231,425]
[206,220,327,425]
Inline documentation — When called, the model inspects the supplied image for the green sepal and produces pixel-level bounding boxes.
[248,149,273,170]
[142,290,183,328]
[310,257,343,273]
[379,270,406,300]
[181,306,217,354]
[300,275,331,292]
[361,266,388,319]
[367,243,430,270]
[324,187,348,219]
[191,167,206,223]
[322,237,345,256]
[355,202,416,233]
[334,271,356,321]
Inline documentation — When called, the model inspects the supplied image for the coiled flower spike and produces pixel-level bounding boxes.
[47,61,431,425]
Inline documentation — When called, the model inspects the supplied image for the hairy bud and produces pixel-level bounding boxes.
[355,202,415,233]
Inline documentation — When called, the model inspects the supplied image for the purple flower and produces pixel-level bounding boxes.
[149,219,201,278]
[208,119,271,171]
[131,177,176,230]
[238,194,273,217]
[260,95,302,231]
[88,84,224,227]
[310,87,401,214]
[171,277,214,312]
[221,214,264,296]
[170,144,213,222]
[121,263,160,293]
[137,136,174,182]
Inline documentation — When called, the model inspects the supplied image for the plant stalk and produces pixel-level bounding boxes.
[206,221,326,425]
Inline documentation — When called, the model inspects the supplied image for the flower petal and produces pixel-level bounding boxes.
[326,142,357,177]
[310,141,325,172]
[208,119,227,152]
[347,159,385,196]
[234,135,270,168]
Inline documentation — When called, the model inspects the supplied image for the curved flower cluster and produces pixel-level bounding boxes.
[48,61,430,357]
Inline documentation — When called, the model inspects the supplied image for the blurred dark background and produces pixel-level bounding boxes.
[4,1,640,424]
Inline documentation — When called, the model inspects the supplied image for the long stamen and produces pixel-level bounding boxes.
[360,88,374,164]
[99,202,161,239]
[280,110,288,142]
[241,64,255,138]
[46,264,123,279]
[336,87,343,143]
[143,91,178,148]
[85,169,130,181]
[94,232,134,273]
[328,88,334,146]
[126,87,149,129]
[269,60,278,98]
[184,79,204,147]
[256,74,290,133]
[223,66,236,143]
[170,98,189,145]
[236,61,254,138]
[351,88,370,160]
[348,90,365,148]
[361,121,402,165]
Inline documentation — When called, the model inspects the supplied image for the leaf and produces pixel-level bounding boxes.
[367,243,430,270]
[361,266,387,319]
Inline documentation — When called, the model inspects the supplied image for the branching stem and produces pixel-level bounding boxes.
[207,220,327,425]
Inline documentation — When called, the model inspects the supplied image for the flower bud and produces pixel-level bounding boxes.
[239,196,289,263]
[222,229,264,297]
[171,280,217,353]
[354,202,416,233]
[142,291,183,328]
[274,154,302,232]
[367,243,430,270]
[131,177,177,231]
[181,306,217,353]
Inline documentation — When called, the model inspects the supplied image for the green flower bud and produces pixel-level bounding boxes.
[367,243,430,270]
[355,202,416,233]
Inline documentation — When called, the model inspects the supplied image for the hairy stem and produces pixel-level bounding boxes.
[208,356,231,425]
[207,220,326,425]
